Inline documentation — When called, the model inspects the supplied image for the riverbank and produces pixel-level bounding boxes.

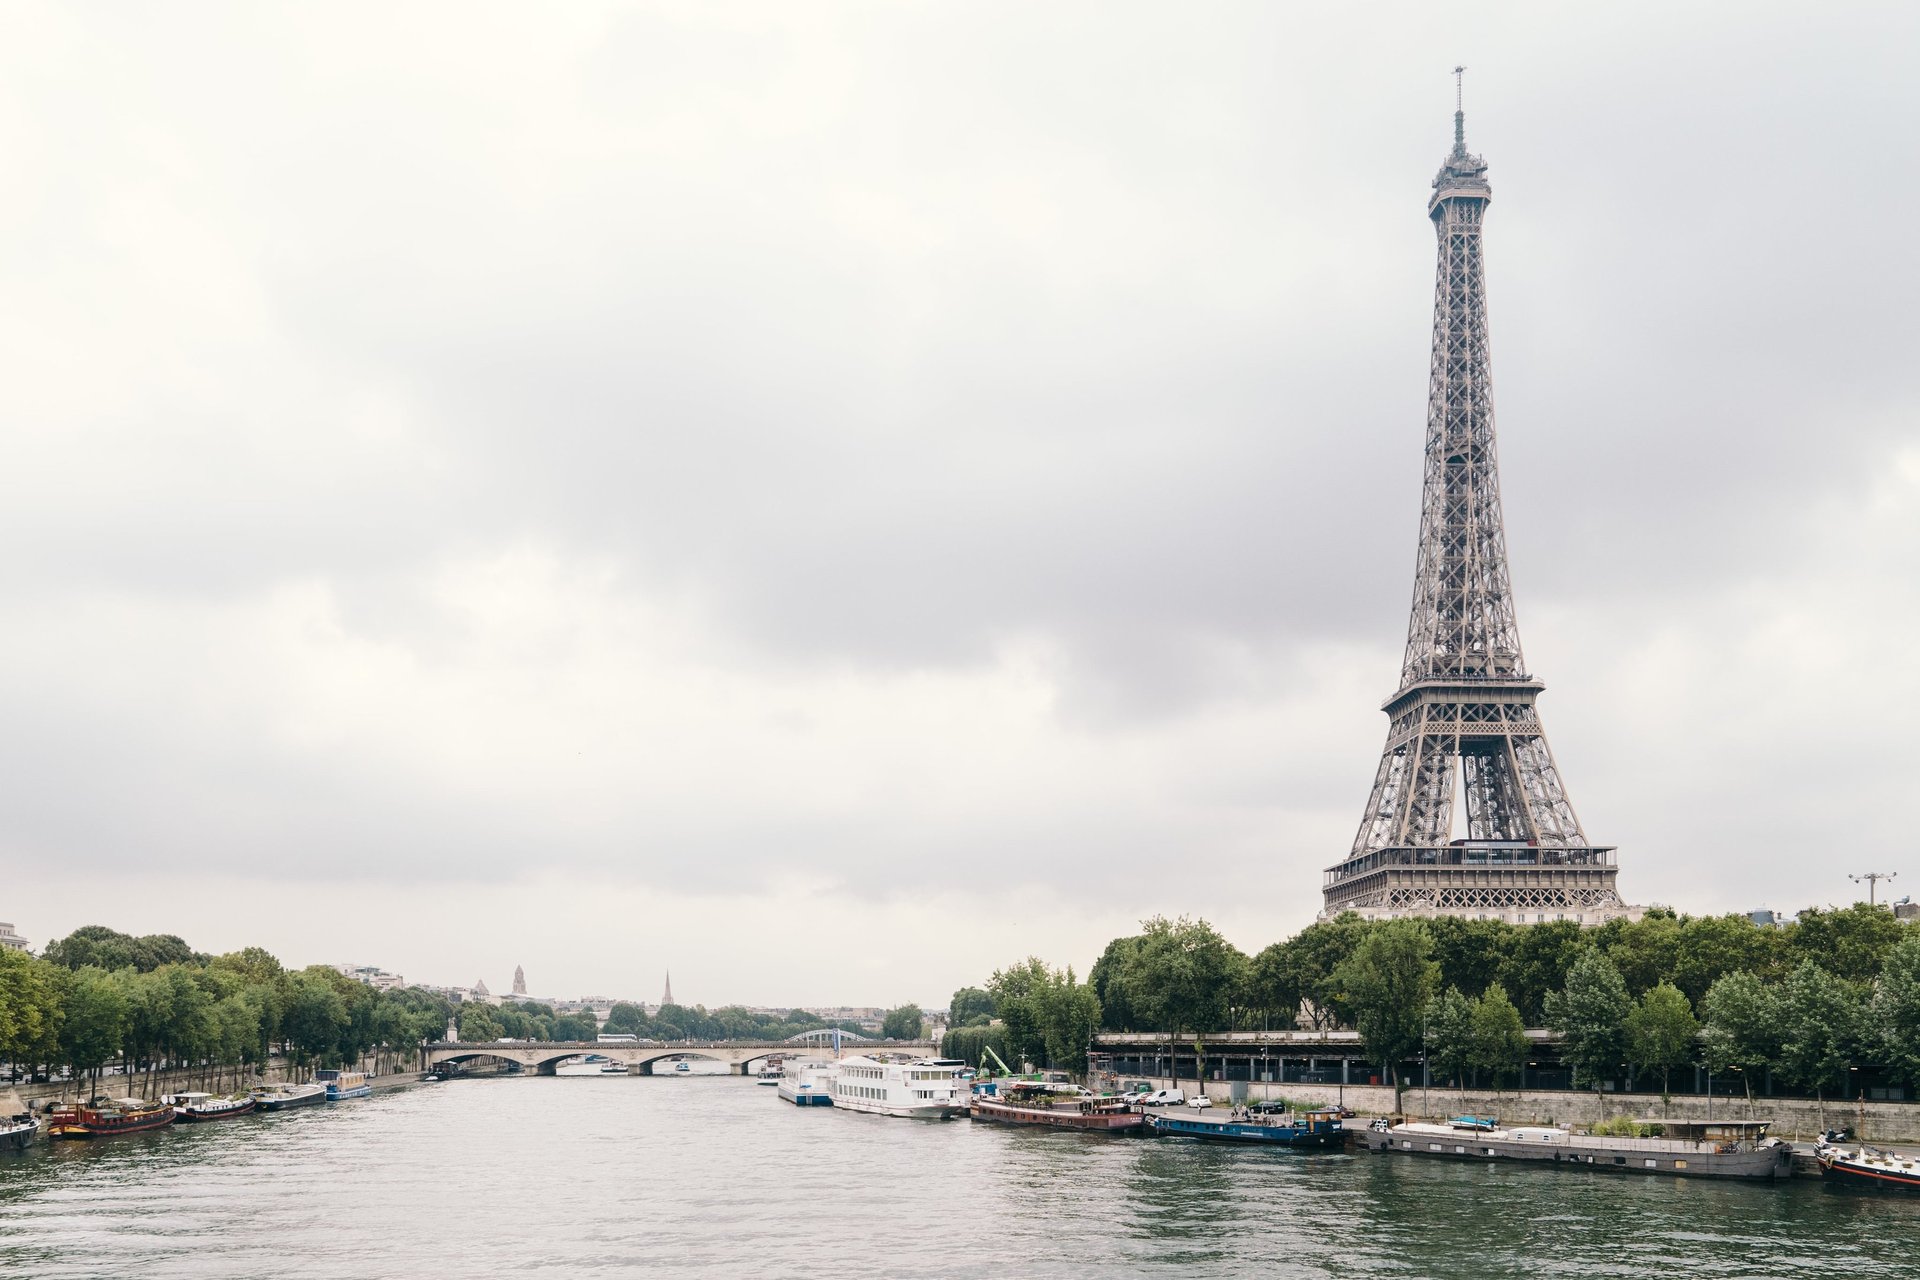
[1136,1077,1920,1143]
[11,1064,429,1111]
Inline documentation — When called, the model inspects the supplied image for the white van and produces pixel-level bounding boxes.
[1134,1088,1186,1107]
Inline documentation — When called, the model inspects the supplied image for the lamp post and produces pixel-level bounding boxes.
[1850,871,1897,907]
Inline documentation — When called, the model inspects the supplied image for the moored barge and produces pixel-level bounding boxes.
[47,1098,177,1139]
[253,1082,328,1112]
[317,1070,372,1101]
[170,1092,258,1122]
[1815,1137,1920,1193]
[1359,1116,1792,1180]
[969,1083,1145,1133]
[1147,1105,1344,1148]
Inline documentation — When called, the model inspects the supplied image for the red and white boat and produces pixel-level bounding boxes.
[969,1082,1145,1133]
[47,1097,177,1139]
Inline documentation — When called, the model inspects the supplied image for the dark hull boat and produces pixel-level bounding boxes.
[1147,1107,1343,1148]
[1817,1141,1920,1193]
[171,1093,257,1122]
[253,1083,328,1112]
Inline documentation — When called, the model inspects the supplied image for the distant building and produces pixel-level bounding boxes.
[512,965,527,997]
[1747,909,1788,928]
[1895,899,1918,922]
[662,971,674,1006]
[334,963,406,990]
[0,922,29,952]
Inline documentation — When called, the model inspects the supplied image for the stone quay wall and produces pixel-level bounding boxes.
[1137,1077,1920,1144]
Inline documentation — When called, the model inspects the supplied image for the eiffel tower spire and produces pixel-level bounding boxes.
[1322,83,1627,926]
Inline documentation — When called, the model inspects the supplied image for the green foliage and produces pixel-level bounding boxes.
[940,1022,1012,1071]
[0,948,61,1067]
[551,1011,599,1041]
[1499,921,1587,1025]
[1117,916,1246,1045]
[57,966,129,1076]
[456,1002,503,1043]
[1087,938,1142,1032]
[1545,948,1630,1091]
[1700,970,1781,1101]
[1590,1116,1664,1138]
[603,1003,648,1035]
[881,1004,924,1040]
[1468,982,1529,1091]
[1424,986,1474,1086]
[1601,911,1682,998]
[1873,932,1920,1088]
[1674,913,1785,1004]
[1777,960,1864,1100]
[1333,920,1437,1104]
[1427,916,1514,1001]
[44,925,201,974]
[1625,982,1698,1093]
[990,958,1101,1072]
[1789,906,1906,985]
[949,987,995,1026]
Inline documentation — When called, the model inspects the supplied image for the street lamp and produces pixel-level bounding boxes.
[1851,871,1897,906]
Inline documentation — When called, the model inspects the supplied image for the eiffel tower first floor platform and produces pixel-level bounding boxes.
[1320,844,1636,927]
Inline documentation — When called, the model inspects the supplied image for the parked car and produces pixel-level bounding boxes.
[1133,1088,1185,1107]
[1186,1095,1213,1109]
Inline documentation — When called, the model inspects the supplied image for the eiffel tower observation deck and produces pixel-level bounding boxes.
[1322,78,1631,927]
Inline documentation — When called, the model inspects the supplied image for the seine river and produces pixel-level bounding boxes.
[2,1076,1917,1278]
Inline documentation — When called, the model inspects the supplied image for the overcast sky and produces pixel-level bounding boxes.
[3,2,1915,1007]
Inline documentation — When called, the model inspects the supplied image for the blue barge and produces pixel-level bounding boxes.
[1146,1106,1344,1148]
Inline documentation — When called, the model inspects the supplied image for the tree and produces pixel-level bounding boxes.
[1700,970,1781,1108]
[1777,960,1863,1107]
[941,1023,1013,1071]
[1087,937,1143,1032]
[1499,920,1586,1024]
[44,926,200,973]
[1333,919,1437,1112]
[552,1012,599,1041]
[57,966,129,1089]
[1423,986,1474,1088]
[881,1004,924,1040]
[283,972,349,1071]
[1873,932,1920,1089]
[1545,948,1630,1093]
[1604,911,1683,998]
[1270,914,1371,1031]
[949,987,995,1028]
[1626,982,1698,1098]
[603,1003,649,1036]
[1427,916,1514,1001]
[1468,983,1529,1094]
[1790,905,1907,985]
[0,949,60,1073]
[1033,970,1101,1074]
[1116,917,1243,1093]
[456,1002,503,1043]
[1674,913,1784,1004]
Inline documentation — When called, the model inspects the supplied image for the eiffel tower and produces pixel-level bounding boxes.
[1321,76,1628,926]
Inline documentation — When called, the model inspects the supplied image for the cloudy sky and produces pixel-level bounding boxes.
[2,2,1914,1007]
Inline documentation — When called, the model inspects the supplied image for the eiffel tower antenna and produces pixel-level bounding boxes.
[1321,91,1628,927]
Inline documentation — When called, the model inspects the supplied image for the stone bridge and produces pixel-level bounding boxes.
[424,1039,936,1077]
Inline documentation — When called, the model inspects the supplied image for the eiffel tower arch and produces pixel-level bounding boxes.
[1321,83,1632,927]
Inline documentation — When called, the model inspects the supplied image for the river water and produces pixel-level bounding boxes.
[2,1076,1917,1278]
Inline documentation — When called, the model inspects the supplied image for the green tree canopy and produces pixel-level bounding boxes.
[1333,919,1437,1110]
[1700,970,1781,1104]
[1626,981,1699,1095]
[881,1004,924,1040]
[1545,948,1631,1091]
[1777,960,1864,1101]
[1424,986,1474,1087]
[1790,906,1907,985]
[1873,932,1920,1089]
[1468,982,1529,1092]
[948,986,996,1027]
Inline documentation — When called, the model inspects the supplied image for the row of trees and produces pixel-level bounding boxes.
[945,905,1920,1104]
[2,926,455,1094]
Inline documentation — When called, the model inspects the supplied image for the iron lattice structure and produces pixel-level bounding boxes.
[1321,97,1625,924]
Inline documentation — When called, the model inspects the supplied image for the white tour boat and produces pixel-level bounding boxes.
[828,1056,967,1120]
[777,1060,838,1107]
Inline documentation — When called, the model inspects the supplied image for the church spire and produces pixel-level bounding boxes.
[662,970,674,1006]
